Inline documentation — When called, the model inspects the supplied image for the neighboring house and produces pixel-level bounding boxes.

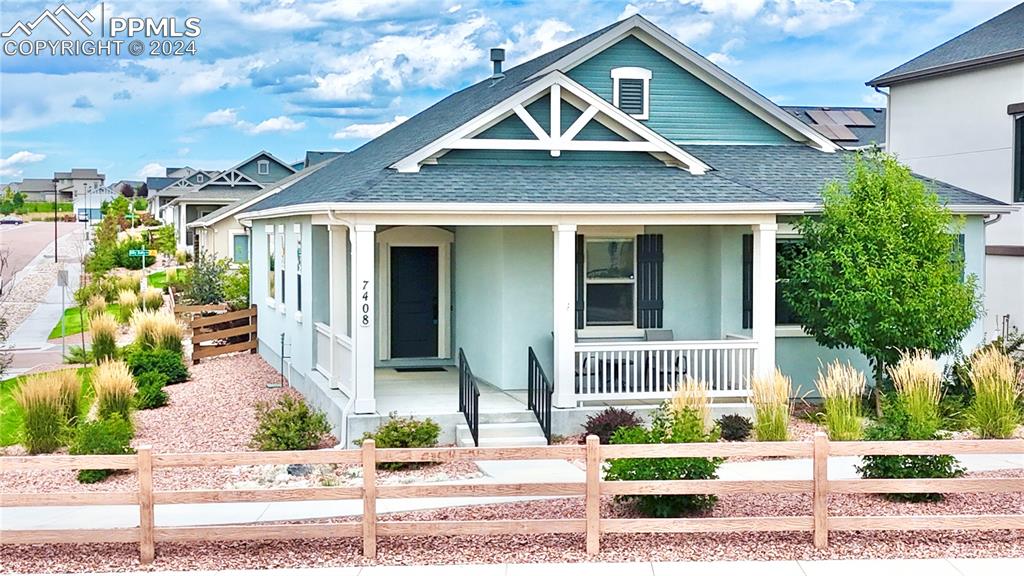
[164,151,296,253]
[868,2,1024,339]
[7,169,106,203]
[236,15,1009,444]
[147,166,220,224]
[75,179,132,223]
[191,158,338,264]
[782,106,886,150]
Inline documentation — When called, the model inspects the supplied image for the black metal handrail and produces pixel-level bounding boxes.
[458,348,480,447]
[527,346,553,444]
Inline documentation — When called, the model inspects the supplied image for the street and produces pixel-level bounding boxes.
[0,221,81,291]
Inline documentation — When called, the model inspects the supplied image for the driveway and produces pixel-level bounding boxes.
[0,221,81,291]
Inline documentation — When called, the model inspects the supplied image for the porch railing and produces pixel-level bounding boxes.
[573,339,757,401]
[458,348,480,447]
[527,347,553,444]
[314,322,331,378]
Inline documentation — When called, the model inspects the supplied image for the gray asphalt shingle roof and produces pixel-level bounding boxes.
[869,3,1024,86]
[782,106,886,149]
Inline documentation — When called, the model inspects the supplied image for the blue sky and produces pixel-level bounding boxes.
[0,0,1019,183]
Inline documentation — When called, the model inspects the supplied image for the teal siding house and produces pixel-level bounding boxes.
[236,16,1008,446]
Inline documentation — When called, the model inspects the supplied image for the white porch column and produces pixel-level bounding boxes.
[552,223,577,408]
[752,222,777,377]
[350,224,376,414]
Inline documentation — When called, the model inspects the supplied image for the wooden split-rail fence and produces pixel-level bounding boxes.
[173,303,258,364]
[1,434,1021,564]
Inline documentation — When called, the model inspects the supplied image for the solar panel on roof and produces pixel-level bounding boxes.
[844,110,876,127]
[826,110,853,125]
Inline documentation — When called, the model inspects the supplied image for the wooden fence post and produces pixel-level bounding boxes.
[585,435,600,555]
[362,439,377,559]
[812,432,829,549]
[137,445,155,564]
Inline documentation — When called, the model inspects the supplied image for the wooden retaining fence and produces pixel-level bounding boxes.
[1,434,1021,563]
[173,304,258,364]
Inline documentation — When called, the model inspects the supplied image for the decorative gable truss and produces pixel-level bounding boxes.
[392,72,711,175]
[204,169,262,188]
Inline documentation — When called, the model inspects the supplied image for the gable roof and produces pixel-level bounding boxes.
[146,176,178,192]
[869,3,1024,86]
[782,106,886,149]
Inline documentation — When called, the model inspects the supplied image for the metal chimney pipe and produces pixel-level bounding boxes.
[490,48,505,78]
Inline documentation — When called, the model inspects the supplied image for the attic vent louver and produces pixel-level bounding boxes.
[490,48,505,79]
[618,79,644,115]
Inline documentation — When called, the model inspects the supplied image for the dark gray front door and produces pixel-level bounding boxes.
[390,246,439,358]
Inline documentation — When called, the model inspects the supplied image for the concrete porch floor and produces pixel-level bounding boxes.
[374,367,528,415]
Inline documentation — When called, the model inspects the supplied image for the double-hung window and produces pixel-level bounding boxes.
[279,226,286,306]
[294,223,302,313]
[267,233,276,299]
[584,237,635,326]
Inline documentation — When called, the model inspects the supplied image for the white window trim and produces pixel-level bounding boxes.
[257,160,271,175]
[583,235,638,328]
[196,174,204,183]
[294,222,303,315]
[611,67,652,120]
[229,229,249,264]
[376,226,454,362]
[277,224,286,315]
[266,229,276,304]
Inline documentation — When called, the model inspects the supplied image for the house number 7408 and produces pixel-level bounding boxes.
[360,280,370,326]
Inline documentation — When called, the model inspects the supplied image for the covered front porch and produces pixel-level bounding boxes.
[304,212,779,429]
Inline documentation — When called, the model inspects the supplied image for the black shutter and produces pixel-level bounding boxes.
[575,235,585,329]
[742,234,753,329]
[636,234,663,329]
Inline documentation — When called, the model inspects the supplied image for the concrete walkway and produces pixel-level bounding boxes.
[2,451,1020,531]
[17,558,1024,576]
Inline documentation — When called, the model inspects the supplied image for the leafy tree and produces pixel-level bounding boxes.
[137,182,149,198]
[116,181,134,198]
[183,251,228,304]
[107,195,129,219]
[132,197,148,212]
[781,150,979,391]
[155,225,176,256]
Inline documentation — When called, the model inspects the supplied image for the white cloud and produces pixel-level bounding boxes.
[668,20,715,44]
[0,150,46,178]
[136,162,165,179]
[862,90,887,107]
[618,3,641,20]
[707,52,739,66]
[764,0,862,36]
[177,147,191,157]
[501,19,576,65]
[683,0,765,20]
[333,115,409,139]
[238,115,306,134]
[198,108,239,127]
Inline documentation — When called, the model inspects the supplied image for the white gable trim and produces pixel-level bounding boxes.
[529,16,839,152]
[392,71,711,175]
[206,169,261,188]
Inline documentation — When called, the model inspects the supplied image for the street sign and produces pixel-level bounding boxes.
[125,213,138,220]
[147,250,158,256]
[128,249,148,257]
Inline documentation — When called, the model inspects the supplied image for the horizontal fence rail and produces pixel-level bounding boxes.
[188,305,258,363]
[573,339,757,401]
[1,435,1021,563]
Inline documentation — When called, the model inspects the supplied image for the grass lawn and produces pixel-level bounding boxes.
[148,270,168,289]
[48,304,121,340]
[0,367,94,447]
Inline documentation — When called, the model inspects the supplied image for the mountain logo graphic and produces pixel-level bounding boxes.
[1,4,95,38]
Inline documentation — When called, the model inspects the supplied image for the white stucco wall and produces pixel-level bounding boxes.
[887,60,1024,334]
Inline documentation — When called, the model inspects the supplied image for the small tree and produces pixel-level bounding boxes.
[117,181,134,198]
[782,151,979,395]
[155,224,177,256]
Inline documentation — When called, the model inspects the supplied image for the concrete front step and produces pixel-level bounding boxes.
[456,421,548,447]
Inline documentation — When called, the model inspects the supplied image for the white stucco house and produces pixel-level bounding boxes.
[868,2,1024,339]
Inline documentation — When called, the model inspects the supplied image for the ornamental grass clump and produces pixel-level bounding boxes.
[967,348,1021,439]
[889,350,942,437]
[52,369,82,427]
[86,294,107,319]
[117,272,141,294]
[131,309,182,354]
[751,369,791,441]
[141,287,164,311]
[13,373,67,454]
[116,290,138,323]
[89,312,119,362]
[670,377,711,432]
[816,361,866,440]
[93,360,136,421]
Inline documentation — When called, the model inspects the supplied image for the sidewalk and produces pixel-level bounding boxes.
[1,452,1020,531]
[16,558,1024,576]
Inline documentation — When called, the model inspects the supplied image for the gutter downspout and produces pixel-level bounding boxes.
[873,86,890,151]
[325,210,354,444]
[984,214,1003,226]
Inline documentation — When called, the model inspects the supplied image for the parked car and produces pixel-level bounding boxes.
[1,215,25,225]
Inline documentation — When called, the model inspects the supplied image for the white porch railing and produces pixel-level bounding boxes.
[314,322,332,378]
[573,339,757,401]
[332,334,354,397]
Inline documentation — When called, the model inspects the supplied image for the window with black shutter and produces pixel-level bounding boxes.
[742,235,802,327]
[575,234,663,329]
[742,234,753,329]
[1014,115,1023,203]
[636,234,663,329]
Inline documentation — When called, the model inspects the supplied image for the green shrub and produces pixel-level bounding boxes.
[251,395,332,451]
[135,371,169,410]
[604,406,722,517]
[70,415,135,483]
[124,346,189,384]
[356,412,440,470]
[113,238,156,269]
[183,252,228,305]
[223,264,250,311]
[63,345,93,365]
[13,374,67,454]
[582,407,642,445]
[856,396,965,502]
[716,414,753,441]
